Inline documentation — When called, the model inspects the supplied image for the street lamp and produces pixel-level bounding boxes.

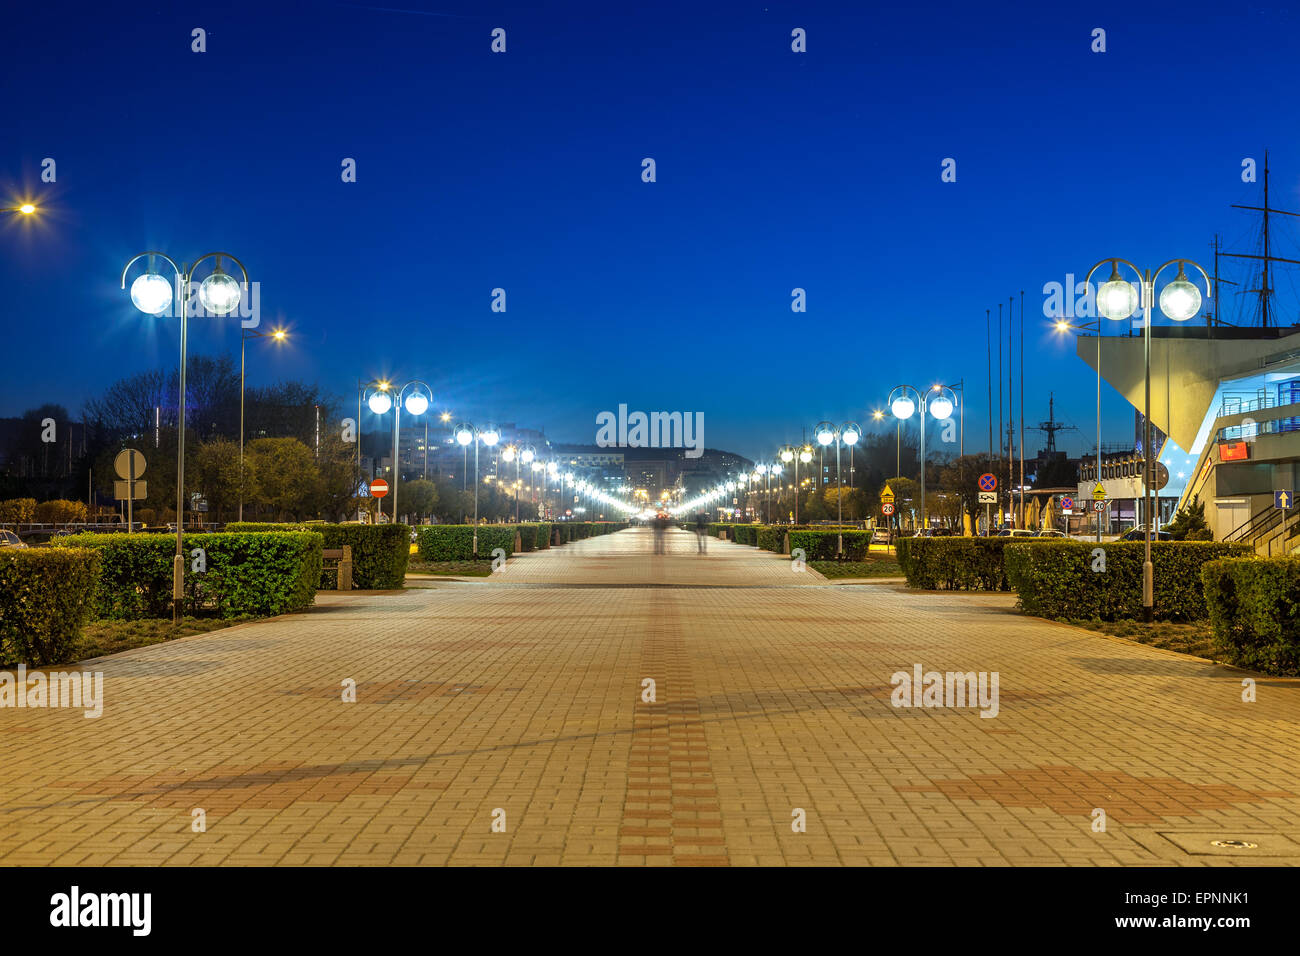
[778,445,797,523]
[122,250,250,623]
[1056,317,1104,542]
[358,381,393,519]
[889,383,955,531]
[1,202,38,216]
[1084,256,1212,621]
[841,422,861,489]
[816,422,861,555]
[239,328,288,520]
[389,382,432,522]
[472,424,500,554]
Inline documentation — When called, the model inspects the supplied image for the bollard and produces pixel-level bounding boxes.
[338,545,353,591]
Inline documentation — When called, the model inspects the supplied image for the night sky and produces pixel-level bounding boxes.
[3,0,1299,462]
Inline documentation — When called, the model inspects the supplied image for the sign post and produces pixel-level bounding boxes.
[978,473,997,536]
[113,449,147,533]
[370,478,389,523]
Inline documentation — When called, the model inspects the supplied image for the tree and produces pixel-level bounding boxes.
[1165,495,1212,540]
[190,438,245,523]
[245,437,317,519]
[400,478,438,523]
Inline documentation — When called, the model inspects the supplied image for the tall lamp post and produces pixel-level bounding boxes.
[888,384,956,531]
[1056,317,1104,541]
[362,383,394,520]
[239,328,288,520]
[388,381,432,522]
[122,250,250,624]
[1087,256,1212,621]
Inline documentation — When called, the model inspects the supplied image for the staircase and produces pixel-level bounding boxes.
[1223,501,1300,555]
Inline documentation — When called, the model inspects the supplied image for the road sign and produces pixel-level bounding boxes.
[1277,489,1294,510]
[1093,500,1106,512]
[370,478,389,498]
[114,449,146,480]
[977,491,996,504]
[880,484,895,503]
[1060,496,1075,511]
[881,502,895,516]
[1142,461,1169,491]
[1092,482,1106,500]
[113,480,147,500]
[978,473,997,492]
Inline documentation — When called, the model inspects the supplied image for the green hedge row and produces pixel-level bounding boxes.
[1202,556,1300,674]
[226,522,410,590]
[55,532,322,619]
[788,530,872,561]
[896,537,1054,591]
[0,548,101,666]
[416,525,515,561]
[515,523,552,552]
[1005,541,1252,621]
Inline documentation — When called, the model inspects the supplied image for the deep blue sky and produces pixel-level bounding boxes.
[3,0,1299,461]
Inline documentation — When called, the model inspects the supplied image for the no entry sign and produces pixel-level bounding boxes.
[370,478,389,498]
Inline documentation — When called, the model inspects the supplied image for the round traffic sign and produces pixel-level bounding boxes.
[113,448,146,479]
[1143,461,1170,491]
[1092,500,1106,512]
[978,473,997,492]
[1060,496,1074,511]
[882,502,895,516]
[370,478,389,498]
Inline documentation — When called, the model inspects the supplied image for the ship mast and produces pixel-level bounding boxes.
[1220,149,1300,328]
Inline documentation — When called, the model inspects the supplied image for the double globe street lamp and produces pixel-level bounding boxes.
[814,421,862,554]
[1085,256,1212,621]
[122,250,250,623]
[888,384,956,531]
[501,444,536,523]
[455,423,500,554]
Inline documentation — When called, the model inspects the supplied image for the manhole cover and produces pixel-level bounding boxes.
[1209,839,1258,849]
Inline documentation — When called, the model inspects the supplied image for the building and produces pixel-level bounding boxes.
[1077,324,1300,552]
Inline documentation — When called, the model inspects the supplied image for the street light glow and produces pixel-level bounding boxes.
[198,270,242,315]
[368,391,392,415]
[129,273,173,315]
[891,395,916,420]
[18,203,35,214]
[1159,267,1202,321]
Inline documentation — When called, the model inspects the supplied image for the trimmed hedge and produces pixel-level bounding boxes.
[0,548,101,665]
[416,525,515,562]
[788,530,871,560]
[1005,541,1252,621]
[896,537,1055,591]
[757,526,787,552]
[1202,556,1300,675]
[226,522,410,590]
[55,531,322,619]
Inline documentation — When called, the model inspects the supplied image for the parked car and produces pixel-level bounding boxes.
[0,530,28,549]
[995,529,1037,537]
[870,529,892,544]
[913,527,955,537]
[1035,530,1068,538]
[1118,528,1173,541]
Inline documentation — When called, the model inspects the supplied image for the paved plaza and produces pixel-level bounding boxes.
[1,527,1298,866]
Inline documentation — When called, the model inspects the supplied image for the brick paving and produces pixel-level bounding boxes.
[2,526,1299,865]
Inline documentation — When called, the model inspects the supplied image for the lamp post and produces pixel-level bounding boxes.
[454,423,474,523]
[389,381,432,522]
[842,422,861,490]
[239,328,287,520]
[1087,257,1212,621]
[122,250,250,624]
[1056,317,1104,542]
[362,383,394,520]
[474,425,500,553]
[889,384,956,532]
[814,423,850,555]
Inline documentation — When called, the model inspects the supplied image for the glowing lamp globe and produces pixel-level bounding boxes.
[779,448,794,463]
[842,427,860,446]
[481,428,500,446]
[1097,277,1139,321]
[799,449,812,463]
[816,430,834,446]
[928,395,954,420]
[1159,276,1201,322]
[502,446,517,462]
[455,426,473,446]
[891,395,916,420]
[368,391,393,415]
[404,392,429,416]
[130,273,173,315]
[520,448,535,464]
[198,271,242,315]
